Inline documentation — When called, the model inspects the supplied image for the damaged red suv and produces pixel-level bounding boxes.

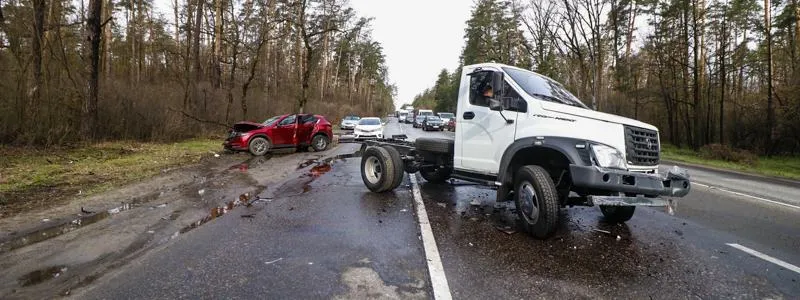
[224,114,333,156]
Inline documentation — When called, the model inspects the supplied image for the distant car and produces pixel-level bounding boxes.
[422,116,444,131]
[354,117,384,139]
[398,112,408,123]
[340,115,360,130]
[437,112,455,124]
[224,114,333,156]
[413,116,426,128]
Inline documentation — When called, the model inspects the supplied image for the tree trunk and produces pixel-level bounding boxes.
[719,8,726,144]
[191,0,203,114]
[137,0,144,82]
[31,0,45,112]
[193,0,203,83]
[102,0,113,78]
[765,0,774,154]
[83,0,102,140]
[214,0,223,88]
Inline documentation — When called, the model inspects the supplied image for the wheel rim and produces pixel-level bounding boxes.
[316,137,327,149]
[364,156,382,183]
[519,181,539,224]
[252,139,267,154]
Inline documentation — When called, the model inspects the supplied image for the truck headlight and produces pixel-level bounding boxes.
[591,144,627,170]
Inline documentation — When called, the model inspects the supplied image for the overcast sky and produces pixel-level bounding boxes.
[348,0,473,109]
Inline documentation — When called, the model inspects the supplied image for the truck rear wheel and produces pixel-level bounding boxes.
[360,146,399,193]
[599,206,636,223]
[514,165,559,239]
[382,146,406,190]
[419,167,451,183]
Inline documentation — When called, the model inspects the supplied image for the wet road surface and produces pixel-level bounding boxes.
[13,118,799,298]
[399,119,799,298]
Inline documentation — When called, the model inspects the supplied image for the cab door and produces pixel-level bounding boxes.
[272,114,298,146]
[456,68,519,175]
[296,114,317,144]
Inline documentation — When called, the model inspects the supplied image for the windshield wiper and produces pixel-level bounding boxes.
[530,93,584,108]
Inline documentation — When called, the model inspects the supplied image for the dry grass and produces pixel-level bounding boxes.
[0,138,221,216]
[661,144,800,181]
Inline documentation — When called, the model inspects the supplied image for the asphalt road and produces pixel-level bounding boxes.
[21,118,800,298]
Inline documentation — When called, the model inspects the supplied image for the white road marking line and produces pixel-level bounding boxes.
[726,243,800,275]
[693,182,800,210]
[409,173,453,300]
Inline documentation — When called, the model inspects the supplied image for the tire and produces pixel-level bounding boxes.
[360,146,399,193]
[311,134,329,151]
[382,146,406,190]
[514,165,559,239]
[419,167,451,183]
[415,137,455,154]
[600,206,636,223]
[248,137,270,156]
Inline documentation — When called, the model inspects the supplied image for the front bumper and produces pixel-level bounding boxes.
[354,131,383,139]
[570,164,691,205]
[223,136,248,151]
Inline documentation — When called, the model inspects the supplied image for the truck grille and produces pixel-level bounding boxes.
[624,126,660,166]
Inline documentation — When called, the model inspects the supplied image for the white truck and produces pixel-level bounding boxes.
[353,63,691,239]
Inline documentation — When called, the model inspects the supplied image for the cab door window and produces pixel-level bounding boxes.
[279,115,297,126]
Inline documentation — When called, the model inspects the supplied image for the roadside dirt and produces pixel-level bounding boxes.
[0,144,354,299]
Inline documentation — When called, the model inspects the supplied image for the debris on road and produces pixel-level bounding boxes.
[241,214,256,218]
[469,199,481,206]
[198,189,206,196]
[593,229,611,235]
[80,207,94,214]
[616,235,622,241]
[496,226,516,235]
[400,209,408,212]
[41,219,50,222]
[264,258,283,265]
[469,242,474,247]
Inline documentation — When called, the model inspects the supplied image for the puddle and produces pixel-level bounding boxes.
[229,155,273,172]
[18,265,68,287]
[178,193,255,234]
[296,151,361,170]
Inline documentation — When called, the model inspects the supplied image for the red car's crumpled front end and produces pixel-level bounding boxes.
[224,122,264,151]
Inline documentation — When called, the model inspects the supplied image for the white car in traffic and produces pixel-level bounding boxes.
[354,117,384,139]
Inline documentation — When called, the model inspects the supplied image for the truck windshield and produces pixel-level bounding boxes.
[419,111,433,116]
[438,113,454,119]
[502,67,589,109]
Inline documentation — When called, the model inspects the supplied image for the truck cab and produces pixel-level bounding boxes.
[356,63,691,239]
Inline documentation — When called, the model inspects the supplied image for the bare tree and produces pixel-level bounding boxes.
[83,0,103,139]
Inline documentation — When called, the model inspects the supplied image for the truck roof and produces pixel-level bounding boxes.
[465,62,560,85]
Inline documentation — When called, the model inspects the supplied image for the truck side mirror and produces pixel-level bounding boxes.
[491,71,505,97]
[489,99,503,111]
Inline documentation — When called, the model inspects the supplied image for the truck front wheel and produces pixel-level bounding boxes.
[514,165,559,239]
[599,206,635,223]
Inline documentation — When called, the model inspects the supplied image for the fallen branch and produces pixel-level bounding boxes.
[167,107,230,128]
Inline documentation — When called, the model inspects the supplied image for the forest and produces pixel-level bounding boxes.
[0,0,397,145]
[412,0,800,155]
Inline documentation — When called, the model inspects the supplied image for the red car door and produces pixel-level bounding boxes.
[297,114,317,144]
[272,115,298,146]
